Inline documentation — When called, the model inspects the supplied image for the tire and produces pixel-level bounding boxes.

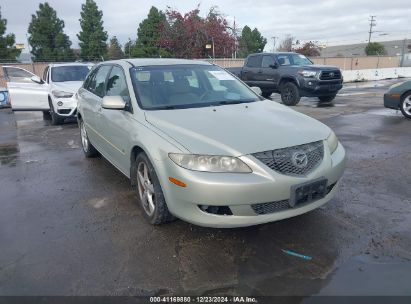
[280,82,300,106]
[131,152,175,225]
[262,91,272,99]
[319,95,336,103]
[400,92,411,119]
[49,100,64,125]
[79,119,98,157]
[42,110,51,120]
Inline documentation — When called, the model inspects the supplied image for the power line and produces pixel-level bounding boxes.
[368,15,376,43]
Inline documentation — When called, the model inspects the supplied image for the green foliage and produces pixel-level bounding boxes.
[28,2,73,62]
[238,26,267,57]
[107,36,124,60]
[0,7,21,61]
[77,0,108,60]
[365,42,387,56]
[132,6,167,58]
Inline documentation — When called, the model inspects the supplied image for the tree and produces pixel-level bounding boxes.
[133,6,168,57]
[77,0,108,60]
[238,26,267,57]
[28,2,73,61]
[0,7,21,61]
[107,36,124,60]
[158,6,235,58]
[277,35,294,52]
[365,42,386,56]
[294,41,320,57]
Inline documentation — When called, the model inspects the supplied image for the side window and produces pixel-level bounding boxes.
[246,55,262,68]
[106,66,130,101]
[4,67,34,80]
[43,67,49,83]
[261,56,275,68]
[277,55,291,66]
[84,68,97,90]
[90,65,112,98]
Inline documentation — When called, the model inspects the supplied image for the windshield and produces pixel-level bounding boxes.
[51,65,92,82]
[277,54,313,66]
[130,65,261,110]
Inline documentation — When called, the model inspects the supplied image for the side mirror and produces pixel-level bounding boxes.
[101,96,126,110]
[269,63,278,69]
[250,86,262,96]
[31,75,43,84]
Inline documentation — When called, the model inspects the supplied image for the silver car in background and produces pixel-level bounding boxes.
[77,59,346,228]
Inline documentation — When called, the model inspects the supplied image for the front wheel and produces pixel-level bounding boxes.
[132,152,174,225]
[42,110,51,120]
[319,95,336,103]
[49,101,64,125]
[280,82,300,106]
[400,92,411,119]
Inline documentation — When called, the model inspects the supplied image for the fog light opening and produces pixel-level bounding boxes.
[199,205,233,215]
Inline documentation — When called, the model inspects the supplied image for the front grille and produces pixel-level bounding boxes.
[320,70,341,80]
[252,141,324,176]
[251,182,337,215]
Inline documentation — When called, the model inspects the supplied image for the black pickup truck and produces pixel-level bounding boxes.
[227,52,343,106]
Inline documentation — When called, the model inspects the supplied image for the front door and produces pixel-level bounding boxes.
[3,66,49,111]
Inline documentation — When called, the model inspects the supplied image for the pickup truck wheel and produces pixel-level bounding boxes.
[281,82,300,106]
[132,152,175,225]
[79,119,98,157]
[49,101,64,125]
[400,92,411,119]
[319,95,336,103]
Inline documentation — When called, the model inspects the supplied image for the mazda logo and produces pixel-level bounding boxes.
[292,151,308,168]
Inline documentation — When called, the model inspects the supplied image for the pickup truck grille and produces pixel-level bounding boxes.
[319,70,341,80]
[252,141,324,176]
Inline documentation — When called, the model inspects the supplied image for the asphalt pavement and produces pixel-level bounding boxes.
[0,79,410,301]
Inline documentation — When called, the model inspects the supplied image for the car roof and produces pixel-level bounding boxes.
[102,58,212,67]
[248,52,300,56]
[49,62,94,68]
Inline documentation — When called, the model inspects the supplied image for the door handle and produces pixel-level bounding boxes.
[258,70,263,73]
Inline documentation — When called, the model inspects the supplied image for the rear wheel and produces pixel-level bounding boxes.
[132,152,174,225]
[79,119,98,157]
[400,92,411,119]
[319,95,336,103]
[280,82,300,106]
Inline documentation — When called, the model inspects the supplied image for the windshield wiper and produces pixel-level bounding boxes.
[152,105,177,110]
[215,99,257,105]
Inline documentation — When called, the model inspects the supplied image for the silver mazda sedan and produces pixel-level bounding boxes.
[77,59,346,228]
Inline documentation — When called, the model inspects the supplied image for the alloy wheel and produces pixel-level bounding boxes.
[402,96,411,116]
[137,161,156,216]
[80,121,89,152]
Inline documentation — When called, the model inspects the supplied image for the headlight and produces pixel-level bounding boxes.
[52,90,74,98]
[327,131,339,154]
[169,153,252,173]
[298,70,317,78]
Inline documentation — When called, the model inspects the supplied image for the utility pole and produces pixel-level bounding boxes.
[400,38,407,67]
[368,15,376,44]
[271,36,278,52]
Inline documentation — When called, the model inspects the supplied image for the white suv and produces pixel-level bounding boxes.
[3,63,93,125]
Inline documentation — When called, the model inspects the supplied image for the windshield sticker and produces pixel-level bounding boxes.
[209,70,236,81]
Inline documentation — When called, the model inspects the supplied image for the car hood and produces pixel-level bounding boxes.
[51,81,84,93]
[302,65,340,71]
[145,100,331,156]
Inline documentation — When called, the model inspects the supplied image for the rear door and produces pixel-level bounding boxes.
[241,55,262,86]
[3,66,49,111]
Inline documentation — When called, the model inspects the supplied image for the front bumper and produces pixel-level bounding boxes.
[300,78,343,97]
[157,142,346,228]
[383,92,401,109]
[53,96,78,117]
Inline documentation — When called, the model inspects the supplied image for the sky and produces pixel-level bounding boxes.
[1,0,411,53]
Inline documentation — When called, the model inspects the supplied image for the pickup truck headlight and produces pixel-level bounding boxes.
[169,153,252,173]
[327,131,339,154]
[298,70,317,78]
[52,90,74,98]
